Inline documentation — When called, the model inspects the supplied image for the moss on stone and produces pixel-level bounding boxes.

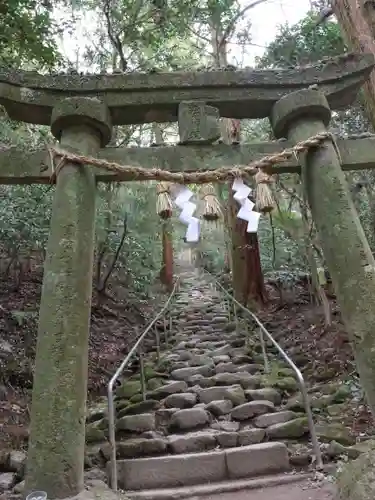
[85,422,106,444]
[316,422,355,446]
[25,120,106,498]
[157,358,173,372]
[267,417,309,439]
[116,380,142,399]
[117,399,160,418]
[147,378,164,391]
[332,385,351,403]
[312,394,333,409]
[86,400,107,424]
[116,400,130,411]
[326,403,346,416]
[274,377,299,392]
[336,450,375,500]
[129,393,144,403]
[285,394,305,412]
[277,367,296,378]
[349,439,375,455]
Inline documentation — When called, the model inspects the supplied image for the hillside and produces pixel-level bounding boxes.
[0,269,161,450]
[0,268,373,454]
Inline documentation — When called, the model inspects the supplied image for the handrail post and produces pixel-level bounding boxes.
[107,379,117,491]
[299,378,323,469]
[244,320,250,348]
[258,327,270,374]
[155,324,160,362]
[139,348,146,401]
[233,303,239,333]
[163,314,169,348]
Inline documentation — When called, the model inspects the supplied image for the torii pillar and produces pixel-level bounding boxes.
[25,98,112,498]
[271,88,375,415]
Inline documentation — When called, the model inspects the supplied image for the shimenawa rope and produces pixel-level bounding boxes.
[49,132,334,184]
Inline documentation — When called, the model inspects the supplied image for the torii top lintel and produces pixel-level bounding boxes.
[0,52,373,126]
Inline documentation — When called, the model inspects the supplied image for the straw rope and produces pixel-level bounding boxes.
[49,132,334,185]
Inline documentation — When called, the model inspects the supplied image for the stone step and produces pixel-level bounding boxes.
[112,442,290,490]
[106,403,309,454]
[85,281,329,482]
[123,471,316,500]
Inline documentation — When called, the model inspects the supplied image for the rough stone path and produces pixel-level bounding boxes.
[0,268,360,499]
[200,479,337,500]
[91,269,321,492]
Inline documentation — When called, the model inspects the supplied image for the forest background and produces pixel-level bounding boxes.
[3,0,372,302]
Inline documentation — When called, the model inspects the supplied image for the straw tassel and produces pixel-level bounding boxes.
[255,169,275,213]
[199,183,222,221]
[156,181,173,219]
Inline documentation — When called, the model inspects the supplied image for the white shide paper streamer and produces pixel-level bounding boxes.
[232,178,261,233]
[172,179,259,241]
[174,186,200,243]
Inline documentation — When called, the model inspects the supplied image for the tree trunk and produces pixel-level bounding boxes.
[363,0,375,36]
[210,17,266,306]
[332,1,375,246]
[243,232,268,305]
[152,122,174,291]
[228,185,267,305]
[331,0,375,126]
[160,220,174,292]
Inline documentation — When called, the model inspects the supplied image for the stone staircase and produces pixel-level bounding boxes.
[86,268,323,495]
[0,267,363,499]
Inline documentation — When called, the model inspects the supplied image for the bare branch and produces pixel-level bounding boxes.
[102,0,128,71]
[186,23,211,44]
[219,0,270,49]
[315,5,334,26]
[98,214,128,293]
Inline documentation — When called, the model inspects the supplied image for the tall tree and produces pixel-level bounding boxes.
[329,0,375,128]
[209,0,267,307]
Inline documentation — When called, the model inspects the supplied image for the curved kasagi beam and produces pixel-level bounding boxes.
[0,52,373,126]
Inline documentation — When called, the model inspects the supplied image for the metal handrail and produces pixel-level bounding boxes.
[107,277,180,491]
[203,269,323,470]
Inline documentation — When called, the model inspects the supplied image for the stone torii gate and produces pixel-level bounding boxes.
[1,53,375,498]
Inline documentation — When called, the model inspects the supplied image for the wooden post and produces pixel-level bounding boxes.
[160,220,174,292]
[271,88,375,415]
[25,98,112,498]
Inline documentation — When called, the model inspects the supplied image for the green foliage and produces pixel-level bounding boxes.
[259,213,306,272]
[0,185,52,267]
[251,10,375,275]
[257,13,345,69]
[95,182,162,295]
[2,0,375,303]
[0,0,63,68]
